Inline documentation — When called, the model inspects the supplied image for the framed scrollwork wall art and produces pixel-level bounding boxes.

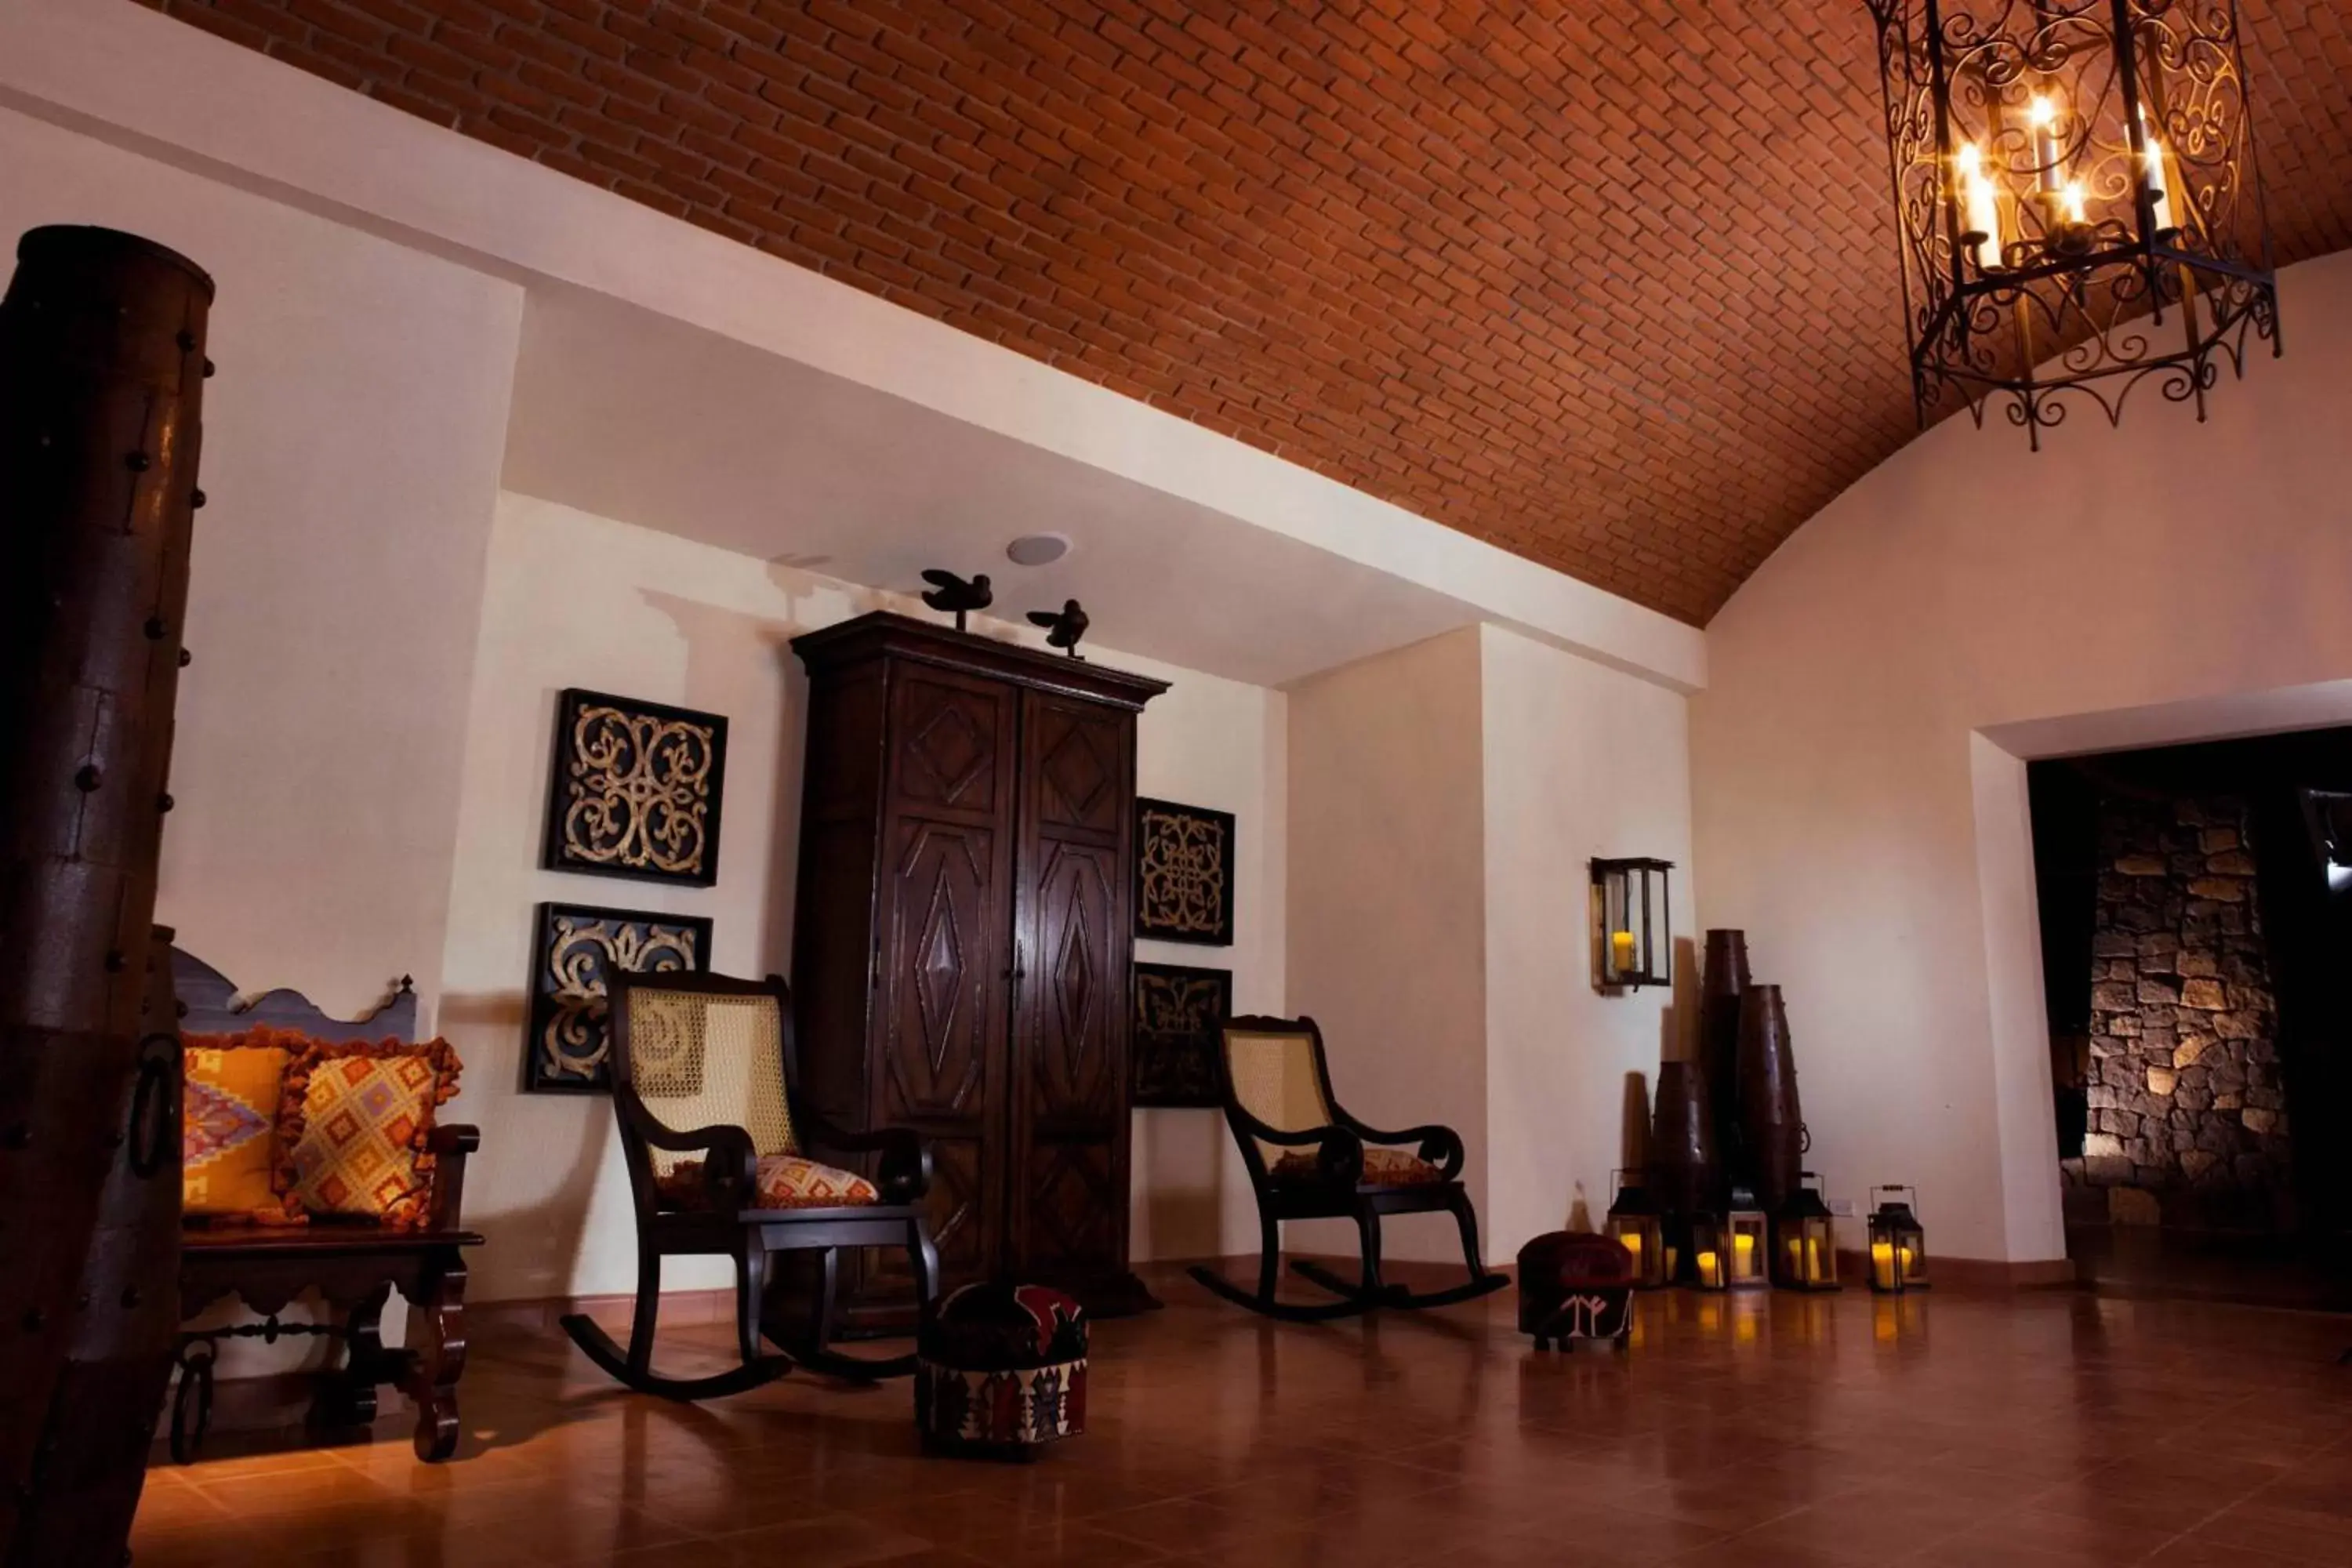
[524,902,713,1092]
[1131,963,1232,1109]
[543,688,729,887]
[1134,797,1235,946]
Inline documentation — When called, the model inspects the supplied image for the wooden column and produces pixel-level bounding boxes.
[0,227,212,1565]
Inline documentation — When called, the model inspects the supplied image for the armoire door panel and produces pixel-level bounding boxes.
[1020,1141,1120,1272]
[1030,702,1125,838]
[890,670,1005,818]
[880,819,1000,1120]
[1028,840,1123,1123]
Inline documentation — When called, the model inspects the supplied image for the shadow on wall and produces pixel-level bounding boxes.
[439,985,615,1296]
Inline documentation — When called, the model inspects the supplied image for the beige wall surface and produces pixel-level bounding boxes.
[1284,630,1491,1262]
[1481,625,1694,1260]
[1693,250,2352,1261]
[442,495,1288,1302]
[0,104,522,1021]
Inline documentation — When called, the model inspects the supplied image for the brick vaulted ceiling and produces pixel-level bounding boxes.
[141,1,2352,624]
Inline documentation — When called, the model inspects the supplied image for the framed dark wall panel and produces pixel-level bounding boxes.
[524,902,713,1092]
[542,688,729,887]
[1131,963,1232,1109]
[1134,797,1235,946]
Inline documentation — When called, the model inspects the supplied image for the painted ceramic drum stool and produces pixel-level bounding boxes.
[915,1283,1088,1458]
[1516,1231,1635,1350]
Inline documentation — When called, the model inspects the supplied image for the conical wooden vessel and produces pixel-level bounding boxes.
[1735,983,1805,1213]
[1699,930,1751,1186]
[1649,1058,1720,1218]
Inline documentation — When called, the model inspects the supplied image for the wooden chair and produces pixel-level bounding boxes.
[1189,1014,1508,1320]
[559,972,938,1398]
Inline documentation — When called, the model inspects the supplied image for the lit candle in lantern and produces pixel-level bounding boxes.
[1620,1230,1643,1268]
[1733,1232,1755,1277]
[1871,1240,1897,1290]
[1955,143,2004,272]
[2141,118,2176,235]
[1610,929,1636,974]
[1803,1236,1822,1283]
[1899,1244,1916,1282]
[2029,95,2064,194]
[1696,1249,1721,1287]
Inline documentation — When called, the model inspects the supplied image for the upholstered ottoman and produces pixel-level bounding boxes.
[1516,1231,1635,1350]
[915,1283,1088,1459]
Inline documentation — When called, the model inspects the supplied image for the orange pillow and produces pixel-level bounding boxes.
[183,1027,306,1225]
[276,1039,462,1229]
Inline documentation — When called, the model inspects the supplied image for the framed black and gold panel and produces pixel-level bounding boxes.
[524,902,713,1092]
[1131,963,1232,1109]
[1134,797,1235,946]
[542,688,729,887]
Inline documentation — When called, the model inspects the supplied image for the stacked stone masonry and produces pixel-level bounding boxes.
[2063,794,2292,1223]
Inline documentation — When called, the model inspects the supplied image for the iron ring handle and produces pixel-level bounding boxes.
[128,1033,177,1179]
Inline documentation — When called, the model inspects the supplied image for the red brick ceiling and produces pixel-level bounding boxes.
[143,0,2352,624]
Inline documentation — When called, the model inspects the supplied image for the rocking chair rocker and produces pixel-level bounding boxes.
[1188,1015,1508,1321]
[559,971,938,1398]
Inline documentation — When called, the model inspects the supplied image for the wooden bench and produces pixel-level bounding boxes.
[170,950,483,1462]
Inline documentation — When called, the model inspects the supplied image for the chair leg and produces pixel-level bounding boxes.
[1255,1213,1281,1303]
[626,1247,662,1377]
[908,1217,939,1322]
[1357,1208,1385,1297]
[1448,1189,1486,1284]
[734,1244,768,1367]
[807,1248,839,1359]
[405,1253,467,1462]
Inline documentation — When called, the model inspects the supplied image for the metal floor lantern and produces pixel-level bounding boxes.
[1864,0,2278,443]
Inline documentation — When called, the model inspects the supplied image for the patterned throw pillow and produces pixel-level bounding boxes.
[183,1028,306,1225]
[276,1039,462,1229]
[1270,1145,1446,1186]
[654,1152,880,1211]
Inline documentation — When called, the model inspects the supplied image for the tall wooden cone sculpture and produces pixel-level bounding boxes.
[0,226,212,1565]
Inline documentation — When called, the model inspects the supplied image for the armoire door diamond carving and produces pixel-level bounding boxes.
[791,615,1166,1327]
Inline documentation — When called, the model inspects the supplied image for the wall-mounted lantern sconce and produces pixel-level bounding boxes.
[1592,857,1672,990]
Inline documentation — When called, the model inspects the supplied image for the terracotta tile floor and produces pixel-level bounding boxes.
[132,1281,2352,1567]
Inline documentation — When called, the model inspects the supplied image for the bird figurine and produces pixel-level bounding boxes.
[919,568,993,632]
[1028,599,1090,659]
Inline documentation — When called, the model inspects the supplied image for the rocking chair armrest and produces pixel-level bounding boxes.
[618,1095,759,1210]
[1231,1109,1364,1185]
[796,1112,932,1203]
[1338,1116,1465,1180]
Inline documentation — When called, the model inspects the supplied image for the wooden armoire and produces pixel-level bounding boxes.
[788,612,1167,1325]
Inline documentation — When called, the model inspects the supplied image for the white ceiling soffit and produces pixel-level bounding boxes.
[1981,679,2352,762]
[505,285,1483,688]
[0,0,1706,692]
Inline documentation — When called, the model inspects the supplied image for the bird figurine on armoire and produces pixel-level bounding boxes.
[1028,599,1090,659]
[918,568,993,632]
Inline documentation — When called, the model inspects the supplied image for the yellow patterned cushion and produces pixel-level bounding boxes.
[182,1029,303,1225]
[656,1152,880,1211]
[1272,1146,1446,1186]
[278,1040,462,1229]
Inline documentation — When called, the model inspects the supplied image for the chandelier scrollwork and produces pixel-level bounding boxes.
[1864,0,2279,443]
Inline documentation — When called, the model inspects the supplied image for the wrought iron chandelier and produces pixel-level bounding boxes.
[1864,1,2279,445]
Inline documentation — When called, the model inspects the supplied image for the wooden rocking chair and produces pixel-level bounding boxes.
[1189,1015,1508,1321]
[560,971,938,1398]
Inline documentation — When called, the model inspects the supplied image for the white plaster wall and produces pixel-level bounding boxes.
[1692,250,2352,1261]
[1284,630,1490,1262]
[1480,625,1695,1261]
[0,103,522,1020]
[443,495,1287,1302]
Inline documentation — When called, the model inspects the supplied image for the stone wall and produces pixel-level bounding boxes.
[2063,794,2293,1226]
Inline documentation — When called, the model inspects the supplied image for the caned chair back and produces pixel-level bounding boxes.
[616,979,799,1179]
[1221,1020,1335,1168]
